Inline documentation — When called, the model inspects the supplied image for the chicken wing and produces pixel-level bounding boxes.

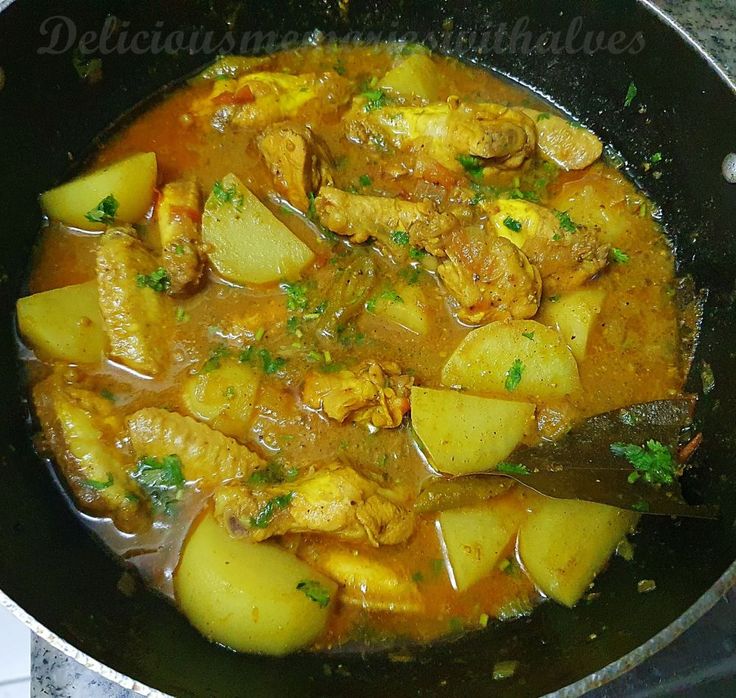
[214,463,415,546]
[314,186,454,254]
[302,360,412,429]
[346,100,537,172]
[126,407,265,488]
[157,180,204,295]
[34,376,149,533]
[96,227,171,376]
[258,123,334,211]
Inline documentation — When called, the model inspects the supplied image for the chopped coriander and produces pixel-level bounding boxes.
[390,230,410,246]
[248,461,299,485]
[333,60,346,76]
[504,358,524,392]
[224,385,236,399]
[132,454,185,514]
[286,316,300,334]
[296,579,331,608]
[507,187,540,203]
[85,194,118,224]
[201,344,230,372]
[457,154,484,179]
[366,289,403,313]
[174,244,185,255]
[83,473,114,490]
[650,151,663,164]
[175,306,190,323]
[521,330,535,340]
[250,492,294,528]
[136,267,171,293]
[632,499,650,512]
[361,88,386,112]
[624,81,638,107]
[358,174,372,187]
[552,232,562,241]
[496,462,530,475]
[258,348,286,374]
[503,216,522,233]
[411,571,425,583]
[610,440,678,486]
[536,112,551,121]
[306,192,318,221]
[212,179,243,208]
[619,409,639,426]
[282,281,309,311]
[400,266,422,285]
[409,247,428,260]
[555,210,579,233]
[548,294,560,302]
[239,345,254,363]
[610,247,630,264]
[100,388,116,402]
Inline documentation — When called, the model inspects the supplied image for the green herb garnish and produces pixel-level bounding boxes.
[175,306,190,323]
[457,154,484,179]
[409,247,428,260]
[610,440,678,486]
[610,247,630,264]
[650,151,662,164]
[100,388,116,402]
[250,492,294,528]
[212,180,243,208]
[132,454,185,513]
[555,210,579,233]
[358,174,372,187]
[282,281,309,311]
[83,473,114,490]
[248,461,299,485]
[390,230,410,246]
[136,267,171,293]
[296,579,331,608]
[258,348,287,375]
[504,359,524,392]
[521,331,535,340]
[496,462,530,475]
[366,289,403,313]
[201,344,230,372]
[85,194,118,224]
[503,216,522,233]
[361,88,386,112]
[536,112,551,121]
[624,81,638,108]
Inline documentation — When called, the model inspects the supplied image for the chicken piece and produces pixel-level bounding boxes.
[438,229,542,325]
[346,100,537,172]
[520,108,603,171]
[34,376,149,533]
[314,186,454,255]
[126,408,265,489]
[96,227,171,376]
[194,71,351,132]
[258,123,334,211]
[485,199,610,295]
[299,543,424,613]
[157,180,204,295]
[214,463,415,546]
[302,360,413,429]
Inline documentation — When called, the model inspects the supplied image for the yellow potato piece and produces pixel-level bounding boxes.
[372,283,429,335]
[441,320,581,400]
[175,513,336,655]
[16,281,104,363]
[379,53,439,102]
[438,502,522,592]
[182,359,260,438]
[411,387,534,475]
[40,152,157,231]
[538,287,606,362]
[202,173,314,285]
[518,498,638,607]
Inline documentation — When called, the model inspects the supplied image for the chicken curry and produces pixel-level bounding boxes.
[17,44,688,656]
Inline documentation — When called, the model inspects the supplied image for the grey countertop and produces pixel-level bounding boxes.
[29,1,736,697]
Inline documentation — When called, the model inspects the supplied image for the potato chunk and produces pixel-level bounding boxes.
[40,152,157,231]
[538,287,606,362]
[518,498,638,606]
[202,173,314,285]
[182,358,261,438]
[370,283,430,335]
[441,320,581,400]
[411,387,534,475]
[438,502,522,592]
[379,53,439,102]
[175,513,336,655]
[17,281,104,363]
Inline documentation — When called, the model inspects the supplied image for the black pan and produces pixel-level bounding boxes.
[1,1,735,695]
